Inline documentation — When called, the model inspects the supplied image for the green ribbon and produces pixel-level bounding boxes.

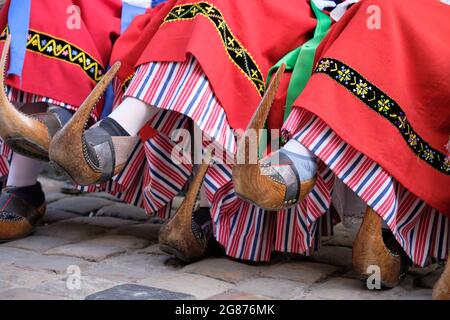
[259,1,331,158]
[267,1,331,121]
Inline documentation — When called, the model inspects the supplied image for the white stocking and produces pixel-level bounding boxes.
[107,97,159,136]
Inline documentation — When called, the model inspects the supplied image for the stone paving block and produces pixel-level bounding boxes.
[136,244,167,256]
[12,254,89,274]
[322,223,358,248]
[236,278,306,299]
[33,276,120,300]
[63,216,138,229]
[0,280,11,290]
[0,266,62,288]
[0,247,38,265]
[301,277,433,300]
[83,262,152,283]
[42,207,79,223]
[148,217,166,224]
[96,204,149,221]
[86,235,150,250]
[44,243,127,262]
[86,284,194,300]
[83,192,123,202]
[308,246,353,268]
[82,252,181,285]
[207,290,273,300]
[260,261,339,285]
[101,252,175,276]
[182,258,265,284]
[111,223,162,242]
[137,273,234,299]
[0,288,68,300]
[2,235,72,253]
[45,192,71,203]
[49,197,115,215]
[415,266,444,289]
[409,263,442,277]
[34,222,107,242]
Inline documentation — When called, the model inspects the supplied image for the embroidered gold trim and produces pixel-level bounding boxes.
[315,58,450,174]
[0,27,105,83]
[163,2,265,95]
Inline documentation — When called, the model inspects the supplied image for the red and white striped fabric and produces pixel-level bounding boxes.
[5,86,79,116]
[283,108,449,266]
[94,55,338,262]
[100,55,448,265]
[0,140,10,178]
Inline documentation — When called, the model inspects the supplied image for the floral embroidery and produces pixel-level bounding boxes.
[442,157,450,172]
[163,2,265,95]
[377,97,391,113]
[422,146,435,162]
[314,58,449,175]
[354,80,371,98]
[317,59,331,72]
[336,66,352,84]
[0,27,106,83]
[408,133,419,147]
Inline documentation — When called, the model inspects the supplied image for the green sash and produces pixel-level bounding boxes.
[258,1,331,157]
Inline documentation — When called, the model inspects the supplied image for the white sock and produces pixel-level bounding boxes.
[7,153,44,187]
[283,139,315,158]
[108,97,159,136]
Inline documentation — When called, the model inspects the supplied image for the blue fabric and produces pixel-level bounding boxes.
[152,0,167,7]
[7,0,31,77]
[101,80,116,119]
[121,2,147,34]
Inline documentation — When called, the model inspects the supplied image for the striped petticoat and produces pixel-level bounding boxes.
[81,55,335,262]
[0,86,79,179]
[283,109,449,267]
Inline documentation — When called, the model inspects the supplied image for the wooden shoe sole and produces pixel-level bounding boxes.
[353,206,407,289]
[0,36,52,161]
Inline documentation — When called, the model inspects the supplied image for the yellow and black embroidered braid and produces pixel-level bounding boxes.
[122,73,135,93]
[163,2,265,95]
[315,58,450,175]
[0,27,105,83]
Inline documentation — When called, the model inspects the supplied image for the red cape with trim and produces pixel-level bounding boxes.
[293,0,450,215]
[0,0,121,118]
[110,0,318,134]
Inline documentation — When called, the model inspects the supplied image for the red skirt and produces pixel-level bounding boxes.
[111,0,318,133]
[0,0,122,179]
[0,0,122,119]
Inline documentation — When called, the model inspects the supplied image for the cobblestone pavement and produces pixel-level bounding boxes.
[0,177,443,300]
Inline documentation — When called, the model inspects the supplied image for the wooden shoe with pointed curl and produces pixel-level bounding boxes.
[432,255,450,300]
[232,64,316,211]
[48,62,139,186]
[0,188,46,242]
[353,206,408,288]
[159,160,213,263]
[0,35,66,161]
